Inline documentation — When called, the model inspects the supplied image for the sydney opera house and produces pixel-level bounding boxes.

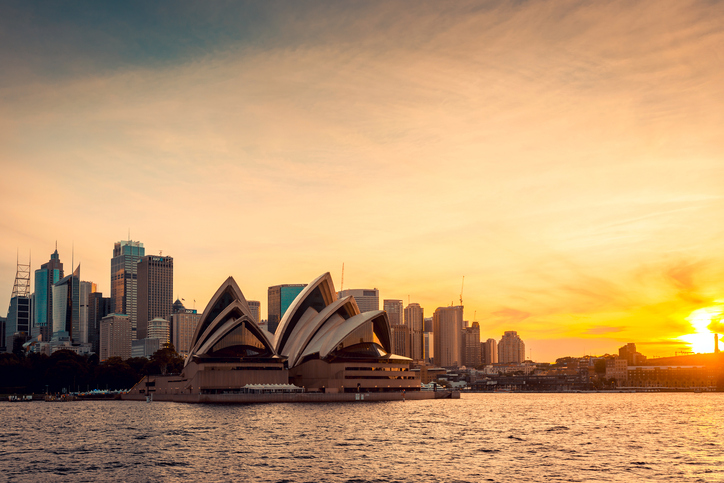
[124,273,451,402]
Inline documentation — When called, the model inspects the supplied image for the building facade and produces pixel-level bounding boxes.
[248,300,261,323]
[267,284,307,334]
[482,338,498,364]
[498,331,526,363]
[462,321,481,367]
[110,240,145,340]
[5,259,32,351]
[34,248,64,341]
[433,306,464,367]
[87,292,112,353]
[79,281,97,344]
[100,314,132,361]
[137,255,173,340]
[391,324,411,358]
[170,299,200,357]
[383,299,403,325]
[147,317,170,344]
[338,289,379,313]
[51,265,80,342]
[404,303,424,361]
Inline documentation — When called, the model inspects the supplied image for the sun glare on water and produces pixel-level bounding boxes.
[679,304,724,354]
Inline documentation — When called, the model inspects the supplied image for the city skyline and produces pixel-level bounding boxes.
[2,1,724,363]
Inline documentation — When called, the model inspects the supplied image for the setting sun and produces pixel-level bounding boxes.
[679,304,724,354]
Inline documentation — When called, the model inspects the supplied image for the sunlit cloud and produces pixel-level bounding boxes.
[2,1,724,361]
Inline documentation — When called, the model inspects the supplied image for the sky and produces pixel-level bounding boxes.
[1,0,723,362]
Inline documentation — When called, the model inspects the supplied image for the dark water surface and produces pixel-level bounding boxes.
[2,393,723,482]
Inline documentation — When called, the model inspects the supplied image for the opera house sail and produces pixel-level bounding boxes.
[125,272,452,403]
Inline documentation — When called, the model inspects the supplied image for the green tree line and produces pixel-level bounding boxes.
[0,344,184,394]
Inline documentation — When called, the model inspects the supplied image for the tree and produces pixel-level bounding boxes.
[149,343,184,375]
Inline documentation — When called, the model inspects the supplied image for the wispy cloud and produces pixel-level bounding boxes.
[2,1,724,361]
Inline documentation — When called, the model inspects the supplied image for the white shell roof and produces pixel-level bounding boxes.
[189,272,398,368]
[189,276,252,351]
[274,272,337,353]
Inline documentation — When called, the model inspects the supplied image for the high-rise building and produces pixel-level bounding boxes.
[424,332,434,364]
[100,313,131,361]
[52,264,80,342]
[0,316,6,352]
[170,299,200,357]
[88,292,111,353]
[5,258,32,352]
[619,343,647,366]
[79,281,97,344]
[462,321,481,367]
[248,300,261,323]
[391,324,410,357]
[110,240,145,340]
[147,317,170,344]
[137,255,173,340]
[433,305,464,367]
[482,338,498,364]
[404,303,424,361]
[33,247,64,341]
[423,316,433,333]
[267,284,307,334]
[384,299,403,325]
[498,331,525,363]
[338,289,379,313]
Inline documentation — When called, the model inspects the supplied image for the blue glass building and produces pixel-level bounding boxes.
[34,248,64,341]
[267,284,307,334]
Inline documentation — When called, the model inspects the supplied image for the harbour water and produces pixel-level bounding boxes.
[2,393,723,482]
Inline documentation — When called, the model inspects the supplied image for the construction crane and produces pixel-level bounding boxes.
[460,276,465,306]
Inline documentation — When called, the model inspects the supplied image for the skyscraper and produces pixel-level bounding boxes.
[0,317,6,352]
[147,317,170,344]
[52,265,80,342]
[267,284,306,334]
[338,289,379,313]
[391,323,410,357]
[433,305,463,367]
[110,240,145,340]
[248,300,261,323]
[498,331,525,363]
[88,292,111,353]
[100,313,131,361]
[34,247,64,341]
[482,338,498,364]
[170,299,200,357]
[384,299,403,325]
[462,321,481,367]
[404,303,424,361]
[5,258,32,352]
[79,281,97,343]
[137,255,173,340]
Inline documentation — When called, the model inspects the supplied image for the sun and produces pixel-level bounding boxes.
[679,304,724,354]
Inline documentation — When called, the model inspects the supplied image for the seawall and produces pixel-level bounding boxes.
[121,390,459,404]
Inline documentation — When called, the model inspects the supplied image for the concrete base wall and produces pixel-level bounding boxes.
[122,390,459,404]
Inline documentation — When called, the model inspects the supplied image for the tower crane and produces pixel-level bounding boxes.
[460,276,465,306]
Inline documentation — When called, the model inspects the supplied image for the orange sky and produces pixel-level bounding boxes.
[1,1,723,362]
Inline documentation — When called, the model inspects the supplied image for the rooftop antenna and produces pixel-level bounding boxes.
[408,295,410,305]
[128,228,130,241]
[340,262,344,292]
